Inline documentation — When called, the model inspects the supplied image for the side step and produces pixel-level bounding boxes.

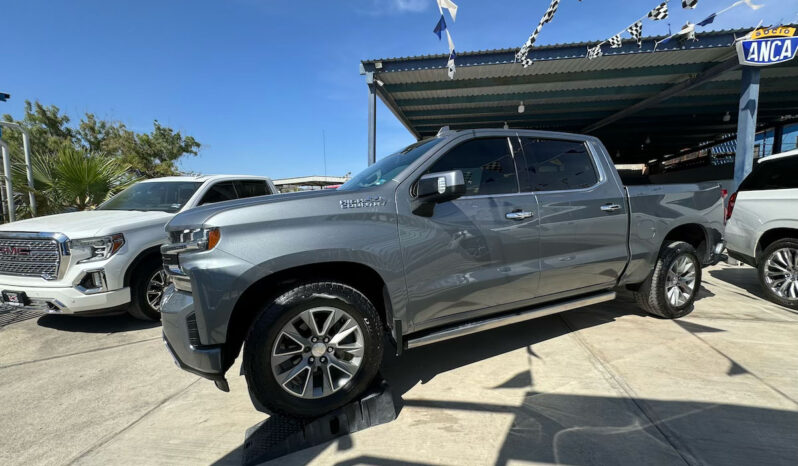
[405,291,616,349]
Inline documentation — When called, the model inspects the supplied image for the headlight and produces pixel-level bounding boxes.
[70,234,125,263]
[173,227,221,251]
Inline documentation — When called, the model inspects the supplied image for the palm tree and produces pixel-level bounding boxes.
[10,144,138,217]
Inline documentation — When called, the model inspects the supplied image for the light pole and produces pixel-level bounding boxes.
[0,92,38,217]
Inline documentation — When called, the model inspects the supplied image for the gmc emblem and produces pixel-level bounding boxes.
[0,246,31,257]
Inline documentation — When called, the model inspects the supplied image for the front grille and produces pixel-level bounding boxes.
[0,237,61,279]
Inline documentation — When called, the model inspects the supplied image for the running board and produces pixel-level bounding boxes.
[405,291,616,349]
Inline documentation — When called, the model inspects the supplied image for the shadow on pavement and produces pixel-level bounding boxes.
[708,266,766,299]
[402,393,798,466]
[36,313,160,333]
[216,304,647,465]
[214,301,796,465]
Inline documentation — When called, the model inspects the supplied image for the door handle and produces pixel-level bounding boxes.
[506,211,534,220]
[600,203,622,212]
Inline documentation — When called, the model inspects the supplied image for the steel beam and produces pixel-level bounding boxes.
[0,140,15,222]
[734,67,761,189]
[366,72,377,166]
[583,56,740,133]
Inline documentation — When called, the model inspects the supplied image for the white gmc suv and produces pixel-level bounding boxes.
[726,149,798,309]
[0,175,277,320]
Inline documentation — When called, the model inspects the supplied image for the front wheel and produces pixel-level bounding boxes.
[758,239,798,310]
[243,282,383,418]
[128,258,167,321]
[635,240,701,319]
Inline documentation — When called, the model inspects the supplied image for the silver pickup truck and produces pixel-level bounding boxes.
[160,129,724,418]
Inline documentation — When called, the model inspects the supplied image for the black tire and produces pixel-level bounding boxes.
[757,238,798,310]
[243,281,383,418]
[127,257,165,321]
[635,241,702,319]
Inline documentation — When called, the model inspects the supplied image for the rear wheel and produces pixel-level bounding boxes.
[243,281,383,418]
[758,239,798,310]
[128,258,167,321]
[635,240,701,319]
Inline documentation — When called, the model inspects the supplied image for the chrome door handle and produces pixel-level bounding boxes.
[600,204,622,212]
[506,211,534,220]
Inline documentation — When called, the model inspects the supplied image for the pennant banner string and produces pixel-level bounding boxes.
[656,0,764,49]
[433,0,459,79]
[515,0,561,68]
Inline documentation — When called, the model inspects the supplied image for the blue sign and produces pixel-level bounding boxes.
[737,36,798,67]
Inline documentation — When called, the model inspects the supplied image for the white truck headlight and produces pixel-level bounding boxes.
[70,234,125,263]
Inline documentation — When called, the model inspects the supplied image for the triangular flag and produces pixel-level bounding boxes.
[697,13,715,26]
[437,0,458,21]
[447,50,457,79]
[433,15,447,40]
[446,29,455,53]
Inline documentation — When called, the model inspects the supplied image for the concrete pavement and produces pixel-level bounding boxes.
[1,263,796,465]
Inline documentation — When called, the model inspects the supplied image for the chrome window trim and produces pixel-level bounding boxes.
[0,231,71,280]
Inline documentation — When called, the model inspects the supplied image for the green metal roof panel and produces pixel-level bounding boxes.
[363,27,798,162]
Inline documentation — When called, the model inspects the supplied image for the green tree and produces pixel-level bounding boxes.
[12,144,138,216]
[2,99,201,177]
[1,99,201,216]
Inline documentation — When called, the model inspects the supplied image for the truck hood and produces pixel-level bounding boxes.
[166,188,385,231]
[0,210,174,238]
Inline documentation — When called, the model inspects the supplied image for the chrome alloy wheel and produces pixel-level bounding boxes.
[146,270,168,311]
[666,254,697,308]
[271,307,365,399]
[764,247,798,300]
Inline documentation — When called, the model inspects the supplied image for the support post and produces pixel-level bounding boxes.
[0,140,15,223]
[366,72,377,166]
[733,67,760,190]
[0,122,37,216]
[21,130,36,216]
[772,124,784,156]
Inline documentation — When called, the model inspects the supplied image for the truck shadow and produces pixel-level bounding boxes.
[216,302,672,465]
[36,313,160,333]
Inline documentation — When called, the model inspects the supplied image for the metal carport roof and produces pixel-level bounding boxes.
[361,28,798,163]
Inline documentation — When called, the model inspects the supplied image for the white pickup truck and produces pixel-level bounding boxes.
[0,175,277,320]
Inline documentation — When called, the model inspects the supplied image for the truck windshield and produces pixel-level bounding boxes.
[338,138,441,191]
[98,181,203,213]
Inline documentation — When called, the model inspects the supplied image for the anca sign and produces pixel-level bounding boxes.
[736,27,798,67]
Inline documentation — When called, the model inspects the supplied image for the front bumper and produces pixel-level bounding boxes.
[0,280,130,314]
[160,284,226,382]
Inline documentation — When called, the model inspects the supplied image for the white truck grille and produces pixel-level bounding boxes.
[0,237,62,279]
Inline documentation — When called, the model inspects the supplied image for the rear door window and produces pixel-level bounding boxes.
[199,181,238,205]
[515,138,598,192]
[740,157,798,191]
[234,180,270,198]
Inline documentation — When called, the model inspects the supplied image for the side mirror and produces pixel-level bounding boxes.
[417,170,466,204]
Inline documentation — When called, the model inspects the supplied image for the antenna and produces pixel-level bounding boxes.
[322,130,327,177]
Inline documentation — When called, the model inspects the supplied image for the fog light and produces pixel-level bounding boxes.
[77,270,107,294]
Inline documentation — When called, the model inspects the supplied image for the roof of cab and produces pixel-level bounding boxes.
[758,148,798,163]
[139,175,272,183]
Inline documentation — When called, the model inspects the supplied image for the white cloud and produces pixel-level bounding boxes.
[354,0,430,16]
[392,0,428,13]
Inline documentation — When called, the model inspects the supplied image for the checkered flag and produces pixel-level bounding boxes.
[447,50,457,79]
[586,44,603,60]
[648,2,669,20]
[541,0,560,24]
[627,21,643,47]
[608,34,623,48]
[515,0,561,67]
[682,0,698,8]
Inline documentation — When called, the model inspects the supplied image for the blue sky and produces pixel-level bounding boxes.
[1,0,795,179]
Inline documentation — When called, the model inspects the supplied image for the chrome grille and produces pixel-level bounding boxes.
[0,237,61,279]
